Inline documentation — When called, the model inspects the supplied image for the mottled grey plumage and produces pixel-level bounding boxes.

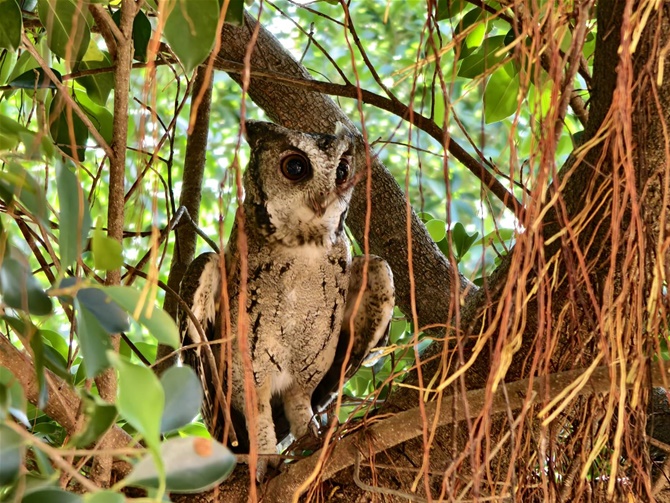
[179,121,394,481]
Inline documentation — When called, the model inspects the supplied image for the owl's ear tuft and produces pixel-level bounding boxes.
[333,121,355,154]
[333,121,351,138]
[245,120,287,149]
[244,120,270,149]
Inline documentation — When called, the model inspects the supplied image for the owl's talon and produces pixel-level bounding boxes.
[256,455,281,483]
[309,419,321,438]
[256,459,268,483]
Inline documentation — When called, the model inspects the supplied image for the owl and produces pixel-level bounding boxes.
[178,121,394,481]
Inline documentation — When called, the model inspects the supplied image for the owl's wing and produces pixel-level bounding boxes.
[178,252,233,443]
[180,253,395,446]
[311,255,395,411]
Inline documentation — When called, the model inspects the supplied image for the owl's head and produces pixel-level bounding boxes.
[243,121,356,248]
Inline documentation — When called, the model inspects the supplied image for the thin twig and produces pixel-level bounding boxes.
[213,58,524,218]
[265,363,668,501]
[20,35,114,158]
[354,451,429,502]
[4,421,101,493]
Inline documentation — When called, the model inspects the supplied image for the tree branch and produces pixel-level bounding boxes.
[216,12,478,342]
[212,58,524,218]
[93,0,138,487]
[155,67,214,376]
[0,336,134,477]
[167,362,668,503]
[20,35,114,159]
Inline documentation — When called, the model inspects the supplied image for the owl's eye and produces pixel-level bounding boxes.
[280,154,311,181]
[336,159,350,185]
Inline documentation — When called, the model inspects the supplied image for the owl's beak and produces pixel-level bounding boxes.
[308,193,329,217]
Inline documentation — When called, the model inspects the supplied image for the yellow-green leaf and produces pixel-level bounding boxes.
[37,0,91,63]
[92,224,124,271]
[164,0,219,74]
[484,64,519,123]
[76,45,114,105]
[56,162,92,270]
[110,353,164,453]
[0,0,22,50]
[102,286,180,349]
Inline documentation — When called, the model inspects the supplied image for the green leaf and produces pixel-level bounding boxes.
[22,487,83,503]
[33,446,55,476]
[160,366,203,433]
[28,324,48,407]
[417,212,435,223]
[425,219,446,243]
[41,329,70,361]
[176,422,210,439]
[75,298,114,378]
[460,8,486,49]
[436,0,467,20]
[451,222,479,259]
[0,255,53,315]
[111,8,151,62]
[583,32,596,60]
[73,285,129,334]
[126,437,235,493]
[111,354,164,452]
[0,0,22,50]
[41,341,71,381]
[102,286,180,349]
[436,235,452,258]
[49,95,88,160]
[0,366,29,426]
[0,114,53,158]
[164,0,219,74]
[0,162,49,226]
[527,81,553,119]
[389,319,408,344]
[484,63,519,123]
[70,394,117,447]
[465,22,486,50]
[75,45,114,105]
[56,162,92,270]
[37,0,90,63]
[0,424,23,485]
[0,49,18,85]
[132,341,157,364]
[74,360,87,385]
[84,491,126,503]
[76,90,114,145]
[92,224,124,271]
[557,133,573,158]
[433,93,446,128]
[8,67,62,89]
[5,49,38,85]
[457,35,505,79]
[474,228,514,247]
[0,114,30,151]
[222,0,244,26]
